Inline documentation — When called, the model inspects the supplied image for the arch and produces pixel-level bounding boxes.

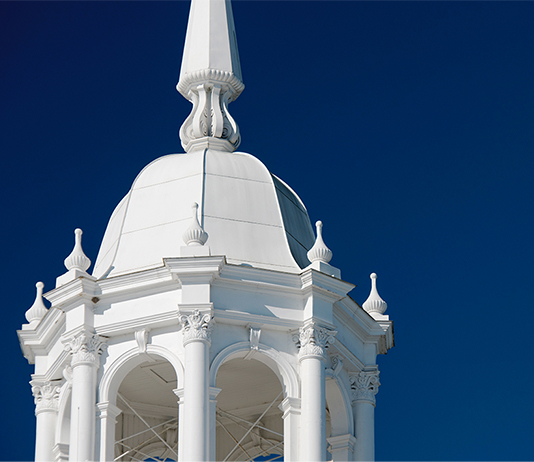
[55,381,72,446]
[325,375,353,436]
[210,341,299,399]
[99,344,184,405]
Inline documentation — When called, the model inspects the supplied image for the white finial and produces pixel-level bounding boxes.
[177,0,244,153]
[307,221,333,264]
[25,282,48,326]
[64,228,91,272]
[362,273,388,315]
[182,203,209,246]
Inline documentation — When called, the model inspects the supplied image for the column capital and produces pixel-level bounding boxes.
[279,397,301,418]
[63,330,107,368]
[350,370,380,405]
[327,433,357,455]
[294,321,336,361]
[31,381,61,415]
[179,309,214,345]
[97,401,122,420]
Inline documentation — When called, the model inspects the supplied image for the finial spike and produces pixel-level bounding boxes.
[362,272,388,316]
[25,282,48,325]
[182,202,209,246]
[307,220,333,264]
[64,228,91,272]
[177,0,244,153]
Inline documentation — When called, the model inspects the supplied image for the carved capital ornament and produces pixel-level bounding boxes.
[32,382,61,414]
[64,331,107,368]
[294,322,336,360]
[350,370,380,405]
[179,310,214,345]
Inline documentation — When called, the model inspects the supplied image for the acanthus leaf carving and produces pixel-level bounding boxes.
[179,310,214,345]
[31,381,61,414]
[293,322,336,360]
[350,370,380,405]
[64,331,107,368]
[179,75,242,153]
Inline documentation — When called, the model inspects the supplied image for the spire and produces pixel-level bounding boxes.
[177,0,244,153]
[362,273,388,318]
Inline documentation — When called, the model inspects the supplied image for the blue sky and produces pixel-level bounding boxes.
[3,1,534,460]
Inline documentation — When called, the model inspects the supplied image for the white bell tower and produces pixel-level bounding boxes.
[18,0,394,461]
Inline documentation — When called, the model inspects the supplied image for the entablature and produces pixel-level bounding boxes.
[18,307,65,364]
[334,297,394,355]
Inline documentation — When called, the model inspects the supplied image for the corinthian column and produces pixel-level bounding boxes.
[350,369,380,462]
[295,321,336,462]
[63,331,107,462]
[179,309,214,462]
[32,381,61,462]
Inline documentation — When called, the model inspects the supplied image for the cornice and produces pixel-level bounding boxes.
[97,265,175,300]
[333,297,393,354]
[376,320,394,353]
[220,264,303,293]
[40,349,71,382]
[330,340,366,372]
[17,307,65,364]
[44,277,99,309]
[164,256,226,278]
[95,310,180,337]
[214,308,301,331]
[300,269,355,301]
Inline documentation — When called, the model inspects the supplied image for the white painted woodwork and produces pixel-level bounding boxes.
[17,0,395,460]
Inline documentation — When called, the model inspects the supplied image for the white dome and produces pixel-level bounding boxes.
[93,149,316,278]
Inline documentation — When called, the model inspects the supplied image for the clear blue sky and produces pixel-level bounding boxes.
[3,1,534,460]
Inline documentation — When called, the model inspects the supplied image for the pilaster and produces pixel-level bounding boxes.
[96,401,122,461]
[279,397,301,462]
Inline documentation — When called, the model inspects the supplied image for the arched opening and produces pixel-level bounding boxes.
[113,357,179,461]
[215,357,285,462]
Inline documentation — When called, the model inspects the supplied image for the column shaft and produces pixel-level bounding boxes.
[35,410,58,461]
[183,340,210,461]
[69,364,97,461]
[354,401,375,461]
[300,356,326,462]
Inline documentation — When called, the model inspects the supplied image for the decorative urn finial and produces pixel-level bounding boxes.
[362,273,388,316]
[307,221,333,264]
[64,228,91,272]
[25,282,48,326]
[177,0,244,153]
[182,203,209,246]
